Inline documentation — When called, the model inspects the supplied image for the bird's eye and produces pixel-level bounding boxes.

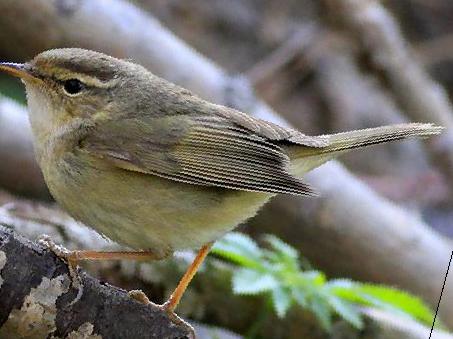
[63,79,85,95]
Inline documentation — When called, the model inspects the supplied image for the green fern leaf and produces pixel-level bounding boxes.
[213,232,262,268]
[271,286,292,318]
[232,268,278,295]
[309,298,332,331]
[263,234,298,260]
[326,295,363,329]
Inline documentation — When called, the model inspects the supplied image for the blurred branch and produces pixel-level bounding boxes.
[314,48,432,175]
[324,0,453,187]
[416,32,453,66]
[252,162,453,317]
[0,0,452,330]
[0,225,193,339]
[0,0,229,108]
[0,95,49,199]
[246,24,319,86]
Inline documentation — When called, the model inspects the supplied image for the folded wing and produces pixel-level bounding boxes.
[81,114,316,196]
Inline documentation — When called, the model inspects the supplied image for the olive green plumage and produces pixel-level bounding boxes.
[11,48,442,255]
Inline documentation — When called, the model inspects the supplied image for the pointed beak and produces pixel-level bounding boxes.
[0,62,38,81]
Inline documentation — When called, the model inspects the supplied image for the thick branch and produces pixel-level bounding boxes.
[0,226,192,339]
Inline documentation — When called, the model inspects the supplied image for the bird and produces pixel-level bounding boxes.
[0,48,443,318]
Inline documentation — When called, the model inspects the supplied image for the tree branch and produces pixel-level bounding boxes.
[0,225,193,339]
[0,95,49,200]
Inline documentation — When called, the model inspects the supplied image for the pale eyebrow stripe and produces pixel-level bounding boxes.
[54,70,119,88]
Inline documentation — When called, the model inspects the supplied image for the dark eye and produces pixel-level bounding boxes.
[63,79,84,95]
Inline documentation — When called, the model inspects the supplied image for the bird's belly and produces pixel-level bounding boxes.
[44,155,272,254]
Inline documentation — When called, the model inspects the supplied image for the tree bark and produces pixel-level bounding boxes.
[0,226,193,339]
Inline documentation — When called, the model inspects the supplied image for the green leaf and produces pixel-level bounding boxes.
[309,298,332,331]
[356,284,435,326]
[303,270,326,286]
[214,234,438,334]
[328,280,406,318]
[271,286,292,318]
[328,279,435,326]
[263,234,298,260]
[213,232,262,268]
[326,295,363,329]
[291,288,307,307]
[232,268,278,295]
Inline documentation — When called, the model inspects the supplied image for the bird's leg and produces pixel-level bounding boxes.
[37,235,165,304]
[64,249,166,264]
[161,242,213,313]
[38,235,205,337]
[38,234,165,265]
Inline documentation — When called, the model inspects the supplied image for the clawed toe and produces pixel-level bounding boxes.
[37,235,196,336]
[37,234,73,260]
[127,290,195,337]
[158,303,196,338]
[37,234,84,305]
[128,289,151,304]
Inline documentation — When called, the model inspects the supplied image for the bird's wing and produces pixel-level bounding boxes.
[80,113,318,196]
[215,107,329,147]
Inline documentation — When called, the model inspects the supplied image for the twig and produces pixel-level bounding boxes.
[246,23,319,86]
[430,251,453,338]
[416,33,453,66]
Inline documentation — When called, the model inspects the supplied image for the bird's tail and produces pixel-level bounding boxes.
[290,123,443,175]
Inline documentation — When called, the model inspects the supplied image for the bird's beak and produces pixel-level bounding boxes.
[0,62,38,81]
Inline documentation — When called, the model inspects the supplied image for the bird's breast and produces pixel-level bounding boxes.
[41,150,272,254]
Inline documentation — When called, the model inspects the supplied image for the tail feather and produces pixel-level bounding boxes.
[290,123,443,176]
[320,123,443,153]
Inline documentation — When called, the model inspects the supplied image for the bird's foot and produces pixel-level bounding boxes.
[37,234,84,305]
[128,289,196,338]
[128,289,151,304]
[158,302,196,339]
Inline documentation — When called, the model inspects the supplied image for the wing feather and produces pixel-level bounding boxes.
[81,114,316,196]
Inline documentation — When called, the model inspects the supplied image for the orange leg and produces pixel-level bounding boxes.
[65,250,164,267]
[39,235,212,315]
[38,234,166,269]
[162,242,213,312]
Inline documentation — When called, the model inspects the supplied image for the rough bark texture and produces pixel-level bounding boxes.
[0,226,192,339]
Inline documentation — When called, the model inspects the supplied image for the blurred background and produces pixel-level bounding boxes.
[0,0,453,338]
